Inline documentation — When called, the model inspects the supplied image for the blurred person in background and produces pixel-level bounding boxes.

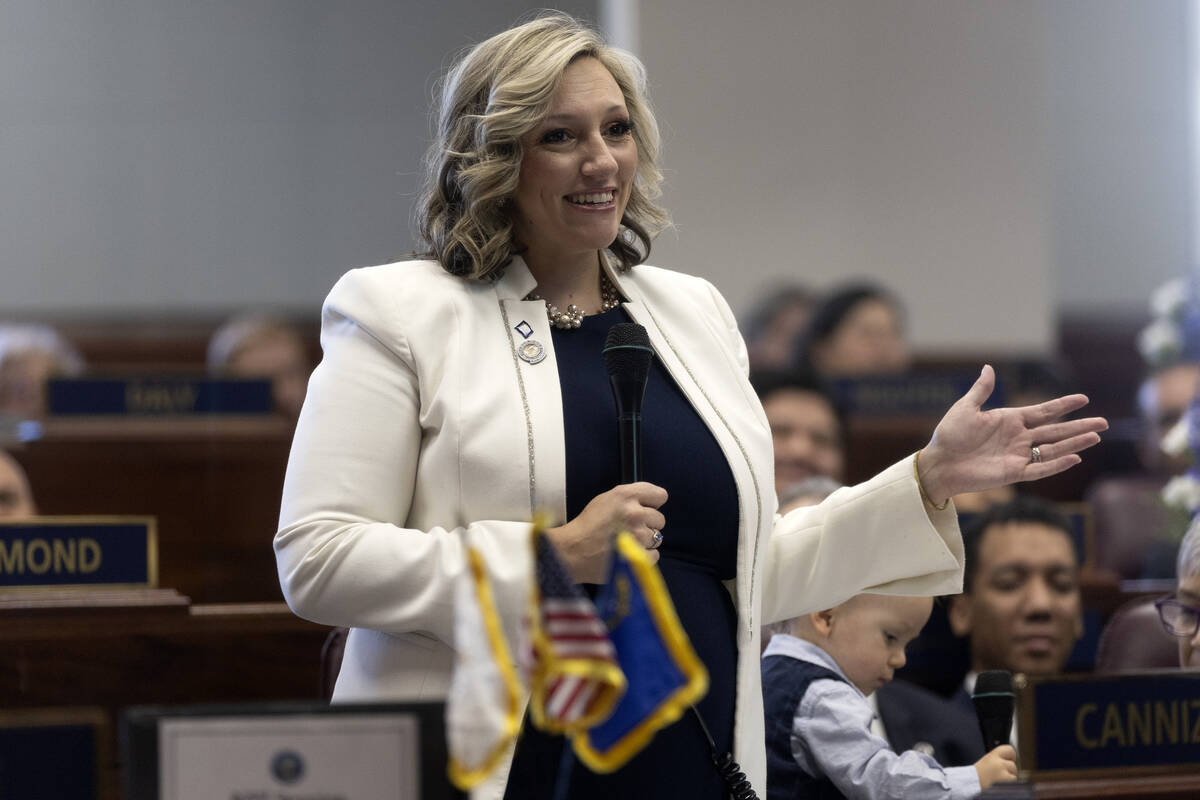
[742,283,816,372]
[794,282,912,378]
[0,450,36,518]
[752,369,845,497]
[0,324,85,421]
[1157,516,1200,668]
[948,497,1083,707]
[1137,361,1200,476]
[208,314,313,421]
[1083,360,1200,580]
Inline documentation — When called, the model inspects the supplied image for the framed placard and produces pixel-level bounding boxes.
[1016,670,1200,780]
[47,377,273,416]
[0,707,108,800]
[121,701,466,800]
[0,516,157,590]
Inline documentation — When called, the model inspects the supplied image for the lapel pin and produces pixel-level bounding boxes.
[518,339,547,365]
[514,320,534,340]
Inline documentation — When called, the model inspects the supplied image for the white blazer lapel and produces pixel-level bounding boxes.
[495,257,568,523]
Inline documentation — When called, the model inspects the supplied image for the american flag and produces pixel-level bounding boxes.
[529,532,625,733]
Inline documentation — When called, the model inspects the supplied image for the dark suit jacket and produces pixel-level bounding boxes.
[875,680,985,767]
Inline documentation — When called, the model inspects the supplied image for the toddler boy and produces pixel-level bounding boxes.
[762,593,1017,799]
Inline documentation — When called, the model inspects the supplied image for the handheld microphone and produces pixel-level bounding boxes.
[602,321,760,800]
[602,323,654,483]
[972,670,1015,750]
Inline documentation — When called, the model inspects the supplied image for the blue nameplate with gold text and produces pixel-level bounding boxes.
[0,708,107,800]
[47,377,272,416]
[0,517,157,589]
[831,373,1005,417]
[1017,671,1200,779]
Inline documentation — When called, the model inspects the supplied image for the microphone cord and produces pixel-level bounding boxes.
[689,705,759,800]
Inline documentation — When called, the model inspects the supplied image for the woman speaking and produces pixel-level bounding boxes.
[274,12,1105,799]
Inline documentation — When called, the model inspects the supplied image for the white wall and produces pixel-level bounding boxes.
[1042,0,1193,317]
[1,1,1192,355]
[635,0,1192,354]
[0,0,595,315]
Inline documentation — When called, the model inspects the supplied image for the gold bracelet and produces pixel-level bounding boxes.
[913,449,950,511]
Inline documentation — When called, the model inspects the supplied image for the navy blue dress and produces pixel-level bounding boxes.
[503,306,740,799]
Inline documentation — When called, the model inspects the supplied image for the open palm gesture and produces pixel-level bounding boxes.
[916,365,1108,504]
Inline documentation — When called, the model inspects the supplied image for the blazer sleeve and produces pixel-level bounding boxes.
[760,455,965,626]
[273,268,532,642]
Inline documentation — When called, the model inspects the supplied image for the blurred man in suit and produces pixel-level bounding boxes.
[947,497,1083,752]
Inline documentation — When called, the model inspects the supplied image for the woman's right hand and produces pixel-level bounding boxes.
[974,745,1018,790]
[546,482,668,584]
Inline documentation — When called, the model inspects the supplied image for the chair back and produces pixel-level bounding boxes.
[1094,596,1180,673]
[1085,475,1170,579]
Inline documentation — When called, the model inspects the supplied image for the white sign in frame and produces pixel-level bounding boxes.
[159,712,419,800]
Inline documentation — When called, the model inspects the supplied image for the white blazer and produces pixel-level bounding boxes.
[274,255,965,798]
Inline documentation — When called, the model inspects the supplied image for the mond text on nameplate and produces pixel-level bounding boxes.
[0,517,157,589]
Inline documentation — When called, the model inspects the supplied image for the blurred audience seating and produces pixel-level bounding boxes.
[1085,474,1173,580]
[26,315,318,373]
[9,416,294,603]
[1094,595,1179,673]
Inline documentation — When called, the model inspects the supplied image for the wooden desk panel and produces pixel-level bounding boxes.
[10,419,294,603]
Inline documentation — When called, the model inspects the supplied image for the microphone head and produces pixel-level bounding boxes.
[972,670,1015,750]
[602,323,653,382]
[974,670,1014,697]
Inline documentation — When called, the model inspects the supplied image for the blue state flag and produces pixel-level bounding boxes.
[573,531,708,772]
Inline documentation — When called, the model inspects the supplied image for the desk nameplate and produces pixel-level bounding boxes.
[48,377,273,416]
[0,707,108,800]
[1017,670,1200,781]
[0,516,158,590]
[830,372,1006,418]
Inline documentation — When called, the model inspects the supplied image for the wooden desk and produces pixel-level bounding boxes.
[983,773,1200,798]
[10,417,294,603]
[0,593,331,800]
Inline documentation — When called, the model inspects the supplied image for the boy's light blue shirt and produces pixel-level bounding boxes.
[763,634,982,800]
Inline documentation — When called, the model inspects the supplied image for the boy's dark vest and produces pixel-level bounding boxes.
[761,654,849,800]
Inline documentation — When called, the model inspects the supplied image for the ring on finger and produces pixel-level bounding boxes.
[1030,445,1042,464]
[649,529,664,549]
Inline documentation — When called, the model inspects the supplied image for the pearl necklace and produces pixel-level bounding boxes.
[526,270,620,330]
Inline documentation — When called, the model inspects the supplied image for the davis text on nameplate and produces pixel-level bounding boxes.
[0,517,157,589]
[1017,670,1200,779]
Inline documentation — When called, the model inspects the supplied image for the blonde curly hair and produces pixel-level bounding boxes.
[415,12,670,280]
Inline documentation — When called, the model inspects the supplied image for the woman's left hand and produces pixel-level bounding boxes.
[916,364,1108,504]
